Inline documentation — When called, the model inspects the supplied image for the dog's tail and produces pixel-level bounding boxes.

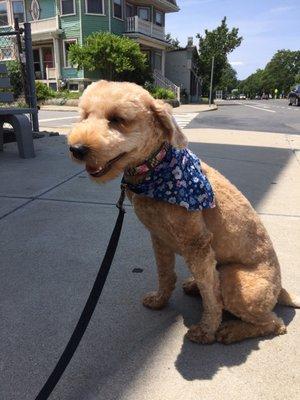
[278,288,300,308]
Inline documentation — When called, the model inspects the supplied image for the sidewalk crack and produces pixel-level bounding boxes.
[0,170,84,221]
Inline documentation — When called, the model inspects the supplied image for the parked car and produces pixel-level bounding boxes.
[261,93,269,100]
[239,93,246,100]
[255,95,261,100]
[288,84,300,106]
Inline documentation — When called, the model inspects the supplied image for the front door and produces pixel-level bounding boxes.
[33,46,54,79]
[42,47,54,79]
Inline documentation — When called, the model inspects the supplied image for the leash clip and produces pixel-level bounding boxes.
[116,184,127,212]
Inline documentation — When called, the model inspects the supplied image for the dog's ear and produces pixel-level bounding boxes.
[151,100,188,148]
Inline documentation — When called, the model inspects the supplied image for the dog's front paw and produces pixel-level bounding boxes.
[142,291,168,310]
[186,324,215,344]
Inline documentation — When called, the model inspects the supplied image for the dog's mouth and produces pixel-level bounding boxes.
[86,152,126,177]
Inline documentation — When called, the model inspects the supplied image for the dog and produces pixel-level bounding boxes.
[68,80,299,344]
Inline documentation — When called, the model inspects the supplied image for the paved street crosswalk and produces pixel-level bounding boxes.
[237,101,300,112]
[173,112,199,128]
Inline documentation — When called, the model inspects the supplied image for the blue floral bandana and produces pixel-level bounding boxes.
[122,144,215,211]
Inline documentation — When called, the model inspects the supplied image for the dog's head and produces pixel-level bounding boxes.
[68,80,187,182]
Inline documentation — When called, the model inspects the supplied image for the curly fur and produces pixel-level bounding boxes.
[68,80,298,344]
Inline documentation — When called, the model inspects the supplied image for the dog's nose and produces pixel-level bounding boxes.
[69,144,89,160]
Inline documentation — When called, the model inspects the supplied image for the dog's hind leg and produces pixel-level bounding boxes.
[216,314,286,344]
[216,263,286,344]
[143,233,176,310]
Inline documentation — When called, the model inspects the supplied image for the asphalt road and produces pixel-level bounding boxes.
[37,109,199,131]
[189,99,300,134]
[39,109,80,129]
[38,99,300,135]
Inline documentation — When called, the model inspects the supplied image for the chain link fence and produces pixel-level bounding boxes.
[0,19,39,131]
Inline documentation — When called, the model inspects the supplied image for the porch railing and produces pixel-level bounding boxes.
[126,16,165,41]
[153,69,180,101]
[27,15,59,36]
[46,67,57,80]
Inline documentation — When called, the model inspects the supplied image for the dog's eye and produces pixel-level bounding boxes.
[109,116,125,124]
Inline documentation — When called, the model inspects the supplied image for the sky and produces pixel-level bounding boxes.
[166,0,300,80]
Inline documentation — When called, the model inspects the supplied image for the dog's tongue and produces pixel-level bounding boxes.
[86,164,102,175]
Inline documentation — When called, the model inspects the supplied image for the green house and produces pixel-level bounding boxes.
[0,0,179,91]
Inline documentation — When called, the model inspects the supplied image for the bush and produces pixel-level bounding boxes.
[35,81,56,102]
[180,88,188,103]
[57,89,82,99]
[5,60,23,98]
[200,97,209,104]
[145,83,176,100]
[68,32,150,84]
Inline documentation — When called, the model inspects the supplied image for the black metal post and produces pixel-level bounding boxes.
[24,22,39,132]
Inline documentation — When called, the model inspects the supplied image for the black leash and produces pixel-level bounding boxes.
[35,185,127,400]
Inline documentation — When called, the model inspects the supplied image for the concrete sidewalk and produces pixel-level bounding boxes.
[0,128,299,400]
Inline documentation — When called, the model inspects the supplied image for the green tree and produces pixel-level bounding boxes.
[68,32,151,84]
[197,17,242,95]
[295,73,300,84]
[216,62,238,93]
[165,33,181,50]
[239,69,265,98]
[262,50,300,94]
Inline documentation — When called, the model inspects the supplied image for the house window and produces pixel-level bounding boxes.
[0,1,8,26]
[69,83,79,91]
[63,39,76,68]
[85,0,104,14]
[138,7,150,21]
[155,10,163,26]
[113,0,123,19]
[61,0,75,16]
[12,0,25,23]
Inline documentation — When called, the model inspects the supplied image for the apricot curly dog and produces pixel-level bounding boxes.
[68,80,299,344]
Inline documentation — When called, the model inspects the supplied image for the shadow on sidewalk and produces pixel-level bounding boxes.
[0,139,298,398]
[175,302,295,381]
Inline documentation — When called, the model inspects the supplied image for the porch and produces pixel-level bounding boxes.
[125,16,165,42]
[28,15,62,89]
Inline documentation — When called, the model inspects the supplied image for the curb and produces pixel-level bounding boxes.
[202,105,218,112]
[40,105,78,112]
[200,104,218,112]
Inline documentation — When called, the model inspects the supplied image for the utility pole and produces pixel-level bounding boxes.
[209,56,215,107]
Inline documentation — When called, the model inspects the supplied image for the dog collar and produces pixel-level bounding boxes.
[124,142,170,177]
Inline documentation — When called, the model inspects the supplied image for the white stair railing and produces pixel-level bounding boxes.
[153,69,180,101]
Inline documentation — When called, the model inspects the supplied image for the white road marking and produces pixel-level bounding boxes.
[241,104,276,113]
[173,113,199,128]
[39,115,80,122]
